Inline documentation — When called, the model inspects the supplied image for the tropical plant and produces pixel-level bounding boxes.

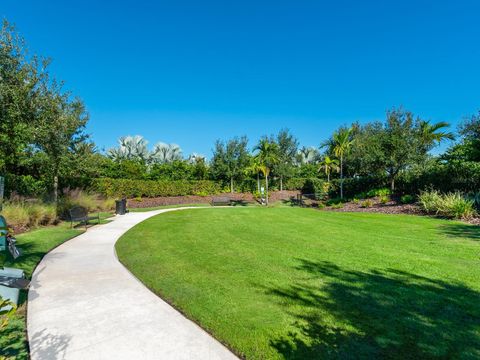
[419,120,454,150]
[0,296,16,331]
[319,156,339,182]
[151,142,183,164]
[107,135,150,163]
[295,146,319,165]
[328,127,354,199]
[254,138,280,205]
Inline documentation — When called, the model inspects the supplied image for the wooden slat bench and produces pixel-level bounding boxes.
[69,206,100,229]
[211,196,232,206]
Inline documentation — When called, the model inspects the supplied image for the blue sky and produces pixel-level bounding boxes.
[2,1,479,157]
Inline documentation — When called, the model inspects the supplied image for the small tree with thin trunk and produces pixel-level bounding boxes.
[254,138,279,205]
[319,156,339,183]
[329,128,354,199]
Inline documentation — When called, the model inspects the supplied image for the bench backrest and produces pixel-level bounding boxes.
[0,215,7,251]
[69,206,88,220]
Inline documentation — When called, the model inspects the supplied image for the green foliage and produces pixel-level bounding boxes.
[302,178,328,200]
[361,199,374,208]
[211,136,250,192]
[2,202,57,230]
[419,190,476,219]
[400,194,415,204]
[93,178,221,198]
[0,296,16,331]
[379,195,390,204]
[367,188,392,198]
[283,178,307,190]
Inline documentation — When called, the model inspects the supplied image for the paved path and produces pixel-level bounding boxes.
[27,208,238,360]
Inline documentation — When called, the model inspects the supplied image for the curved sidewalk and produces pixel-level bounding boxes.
[27,208,238,360]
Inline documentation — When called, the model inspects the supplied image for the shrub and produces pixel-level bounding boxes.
[302,178,328,200]
[2,202,57,230]
[326,197,344,206]
[57,189,116,218]
[284,178,308,191]
[379,195,390,204]
[361,199,374,208]
[400,194,415,204]
[419,190,476,219]
[92,178,222,198]
[418,190,442,214]
[330,203,344,209]
[367,188,392,198]
[352,198,360,204]
[438,193,476,220]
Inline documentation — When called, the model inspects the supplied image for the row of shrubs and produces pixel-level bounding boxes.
[92,178,224,198]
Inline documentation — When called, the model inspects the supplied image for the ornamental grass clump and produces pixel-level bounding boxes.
[419,190,476,220]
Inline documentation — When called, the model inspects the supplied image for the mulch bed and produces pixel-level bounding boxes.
[326,199,422,215]
[127,191,298,209]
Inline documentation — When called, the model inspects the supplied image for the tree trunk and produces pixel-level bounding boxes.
[327,171,330,183]
[280,176,283,191]
[257,173,260,193]
[53,175,59,204]
[230,177,234,193]
[391,177,395,192]
[266,173,269,205]
[340,155,344,199]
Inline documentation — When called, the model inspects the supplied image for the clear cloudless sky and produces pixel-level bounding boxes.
[2,1,479,157]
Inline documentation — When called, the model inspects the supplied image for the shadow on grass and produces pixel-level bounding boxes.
[231,200,251,207]
[438,223,480,241]
[265,259,480,359]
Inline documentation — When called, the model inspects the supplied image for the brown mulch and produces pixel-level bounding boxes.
[326,200,423,215]
[127,191,298,209]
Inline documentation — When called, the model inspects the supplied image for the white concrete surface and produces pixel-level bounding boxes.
[27,208,238,360]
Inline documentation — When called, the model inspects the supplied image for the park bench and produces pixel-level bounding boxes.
[211,196,232,206]
[69,206,100,229]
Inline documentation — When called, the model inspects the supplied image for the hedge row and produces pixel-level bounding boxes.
[92,178,223,198]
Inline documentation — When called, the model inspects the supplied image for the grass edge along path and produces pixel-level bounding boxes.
[0,212,113,360]
[116,207,480,360]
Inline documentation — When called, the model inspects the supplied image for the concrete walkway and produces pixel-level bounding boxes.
[27,208,238,360]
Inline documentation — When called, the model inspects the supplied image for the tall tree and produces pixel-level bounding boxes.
[211,136,249,193]
[254,138,279,205]
[35,80,89,203]
[0,20,43,176]
[275,129,299,191]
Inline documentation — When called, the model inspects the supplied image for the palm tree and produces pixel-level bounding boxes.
[296,146,319,165]
[419,120,454,149]
[244,156,262,194]
[107,135,150,162]
[254,138,280,205]
[319,156,339,183]
[330,128,354,199]
[151,142,183,164]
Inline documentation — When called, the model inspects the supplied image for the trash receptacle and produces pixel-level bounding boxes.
[115,198,127,215]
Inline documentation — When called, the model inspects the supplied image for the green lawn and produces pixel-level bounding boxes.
[0,213,113,360]
[116,207,480,359]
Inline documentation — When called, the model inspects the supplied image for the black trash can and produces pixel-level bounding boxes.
[115,198,127,215]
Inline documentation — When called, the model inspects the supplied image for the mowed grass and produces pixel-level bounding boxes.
[116,208,480,359]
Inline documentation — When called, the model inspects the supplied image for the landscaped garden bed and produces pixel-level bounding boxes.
[116,207,480,359]
[127,190,298,209]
